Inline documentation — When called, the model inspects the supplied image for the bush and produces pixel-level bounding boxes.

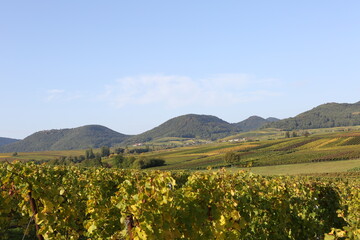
[223,152,242,165]
[132,157,165,169]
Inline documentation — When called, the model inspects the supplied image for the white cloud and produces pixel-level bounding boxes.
[45,89,82,102]
[100,74,282,109]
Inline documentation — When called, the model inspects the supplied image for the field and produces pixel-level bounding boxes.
[142,130,360,171]
[237,158,360,175]
[1,128,360,239]
[0,149,86,162]
[2,127,360,175]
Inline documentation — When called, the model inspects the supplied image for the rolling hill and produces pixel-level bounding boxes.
[0,137,19,147]
[5,100,360,152]
[0,115,281,151]
[126,114,242,143]
[0,125,131,153]
[233,116,279,132]
[266,101,360,130]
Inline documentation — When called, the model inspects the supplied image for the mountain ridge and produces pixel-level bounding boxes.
[0,125,131,153]
[0,137,20,147]
[233,115,279,132]
[266,101,360,130]
[125,114,241,143]
[2,100,360,153]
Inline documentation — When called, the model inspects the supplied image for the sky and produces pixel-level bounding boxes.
[1,1,360,139]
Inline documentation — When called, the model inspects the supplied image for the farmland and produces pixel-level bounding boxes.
[143,130,360,172]
[0,149,86,163]
[1,163,359,239]
[1,128,360,239]
[2,128,360,175]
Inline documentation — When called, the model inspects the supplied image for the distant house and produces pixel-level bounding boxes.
[228,138,246,143]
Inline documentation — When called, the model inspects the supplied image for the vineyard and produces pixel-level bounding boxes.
[1,162,359,239]
[122,132,360,170]
[3,130,360,171]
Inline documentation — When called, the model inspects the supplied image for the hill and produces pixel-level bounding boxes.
[126,114,241,143]
[233,116,279,132]
[0,137,19,147]
[0,125,130,153]
[266,101,360,130]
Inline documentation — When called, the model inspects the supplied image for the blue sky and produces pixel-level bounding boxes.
[1,1,360,139]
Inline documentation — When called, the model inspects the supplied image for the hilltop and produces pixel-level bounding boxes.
[126,114,241,143]
[234,116,279,132]
[0,125,130,153]
[266,101,360,130]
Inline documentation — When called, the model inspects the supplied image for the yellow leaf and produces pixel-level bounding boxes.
[220,215,226,225]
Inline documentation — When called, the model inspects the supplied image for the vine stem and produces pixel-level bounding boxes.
[125,215,134,240]
[28,190,44,240]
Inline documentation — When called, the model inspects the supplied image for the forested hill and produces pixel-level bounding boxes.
[266,101,360,130]
[0,125,131,153]
[233,116,279,132]
[0,137,19,147]
[126,114,241,143]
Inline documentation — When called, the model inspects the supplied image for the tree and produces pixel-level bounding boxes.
[285,131,290,138]
[81,158,102,167]
[114,148,125,154]
[132,157,165,169]
[101,146,110,157]
[223,152,241,165]
[85,148,95,159]
[113,154,125,168]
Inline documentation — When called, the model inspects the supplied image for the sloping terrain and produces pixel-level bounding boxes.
[126,114,242,143]
[136,130,360,170]
[233,116,279,131]
[0,125,130,153]
[266,101,360,130]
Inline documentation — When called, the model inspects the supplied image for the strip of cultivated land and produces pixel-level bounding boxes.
[236,158,360,175]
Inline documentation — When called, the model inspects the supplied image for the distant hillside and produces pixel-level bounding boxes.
[0,125,130,153]
[233,116,279,132]
[0,137,19,147]
[266,101,360,130]
[127,114,241,143]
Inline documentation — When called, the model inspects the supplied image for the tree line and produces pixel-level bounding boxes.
[47,146,165,169]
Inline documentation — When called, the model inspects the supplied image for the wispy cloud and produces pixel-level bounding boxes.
[100,74,282,109]
[45,89,82,102]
